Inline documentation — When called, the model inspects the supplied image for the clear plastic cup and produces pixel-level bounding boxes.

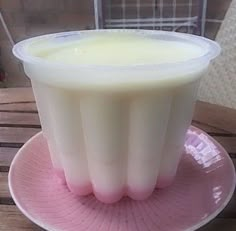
[13,30,220,203]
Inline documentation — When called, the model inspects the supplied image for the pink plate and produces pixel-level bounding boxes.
[9,126,236,231]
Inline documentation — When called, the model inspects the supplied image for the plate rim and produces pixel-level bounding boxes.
[8,126,236,231]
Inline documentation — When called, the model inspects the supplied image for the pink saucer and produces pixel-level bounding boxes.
[9,126,236,231]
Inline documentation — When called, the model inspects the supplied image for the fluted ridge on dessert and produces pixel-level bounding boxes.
[32,79,198,203]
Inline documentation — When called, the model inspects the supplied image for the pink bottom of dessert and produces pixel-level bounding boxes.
[68,182,93,196]
[54,169,174,203]
[94,188,125,204]
[127,185,155,201]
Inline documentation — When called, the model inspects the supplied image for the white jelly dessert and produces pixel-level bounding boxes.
[13,30,220,203]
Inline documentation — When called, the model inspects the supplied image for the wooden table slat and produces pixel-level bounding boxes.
[0,205,44,231]
[0,148,19,171]
[0,112,40,127]
[192,121,232,135]
[198,218,236,231]
[0,127,41,144]
[0,103,37,113]
[194,101,236,134]
[213,137,236,154]
[0,172,10,198]
[0,88,34,104]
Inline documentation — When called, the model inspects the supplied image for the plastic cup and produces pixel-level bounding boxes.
[13,30,220,203]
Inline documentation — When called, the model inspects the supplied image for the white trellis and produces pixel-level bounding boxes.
[94,0,207,36]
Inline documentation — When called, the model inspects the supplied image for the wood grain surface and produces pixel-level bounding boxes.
[0,112,40,126]
[0,103,37,113]
[0,205,44,231]
[0,88,235,231]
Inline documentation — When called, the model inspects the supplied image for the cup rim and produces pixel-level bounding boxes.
[12,29,221,71]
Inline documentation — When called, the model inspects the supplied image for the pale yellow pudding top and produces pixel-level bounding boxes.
[28,32,205,66]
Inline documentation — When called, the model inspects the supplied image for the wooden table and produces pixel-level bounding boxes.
[0,87,235,231]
